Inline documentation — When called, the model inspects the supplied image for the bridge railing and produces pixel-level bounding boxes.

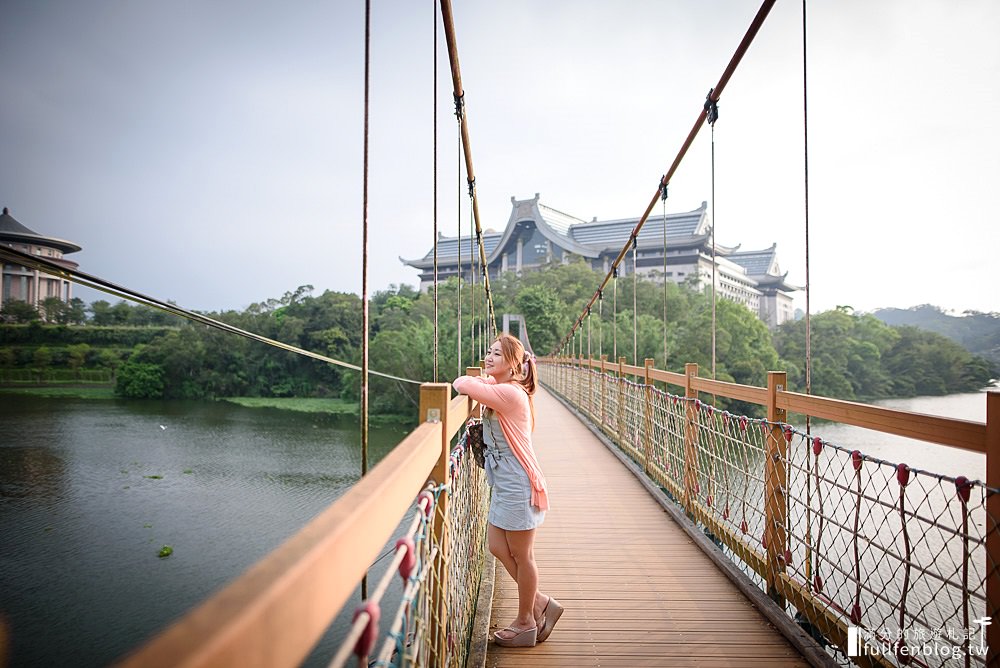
[541,355,1000,668]
[117,372,491,668]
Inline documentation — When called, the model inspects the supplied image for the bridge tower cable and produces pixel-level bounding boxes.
[439,0,498,344]
[551,0,777,355]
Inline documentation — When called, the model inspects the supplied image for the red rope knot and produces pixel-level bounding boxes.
[783,425,793,442]
[761,533,768,549]
[396,537,416,581]
[812,436,822,456]
[896,463,911,487]
[706,494,713,508]
[955,475,972,504]
[694,398,702,409]
[738,416,748,432]
[722,505,729,520]
[782,549,793,566]
[851,450,863,472]
[352,600,381,659]
[894,640,912,665]
[760,421,769,435]
[849,603,862,625]
[813,574,823,592]
[740,520,748,534]
[417,490,435,518]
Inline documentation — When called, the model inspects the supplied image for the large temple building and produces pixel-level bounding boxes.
[403,194,798,328]
[0,207,81,312]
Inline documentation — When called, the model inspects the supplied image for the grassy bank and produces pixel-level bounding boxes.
[0,386,116,399]
[220,397,358,414]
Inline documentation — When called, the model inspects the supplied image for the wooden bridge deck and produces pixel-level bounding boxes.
[485,387,812,667]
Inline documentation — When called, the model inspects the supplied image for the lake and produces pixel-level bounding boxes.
[0,395,410,667]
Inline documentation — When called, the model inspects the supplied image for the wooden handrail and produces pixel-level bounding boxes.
[543,355,990,454]
[777,389,988,454]
[118,385,475,668]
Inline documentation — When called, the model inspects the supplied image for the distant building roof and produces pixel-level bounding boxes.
[728,244,799,292]
[0,207,82,255]
[566,201,737,253]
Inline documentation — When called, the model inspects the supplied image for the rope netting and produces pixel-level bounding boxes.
[330,429,490,668]
[541,359,995,668]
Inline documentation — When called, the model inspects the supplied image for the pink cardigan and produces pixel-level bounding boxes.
[452,375,549,511]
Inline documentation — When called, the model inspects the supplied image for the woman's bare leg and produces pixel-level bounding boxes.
[490,525,549,639]
[488,523,518,580]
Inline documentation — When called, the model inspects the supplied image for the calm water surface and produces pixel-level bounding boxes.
[0,395,409,667]
[797,388,991,481]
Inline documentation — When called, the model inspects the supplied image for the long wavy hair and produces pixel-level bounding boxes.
[491,333,536,430]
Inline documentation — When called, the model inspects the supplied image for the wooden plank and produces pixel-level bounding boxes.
[485,388,822,668]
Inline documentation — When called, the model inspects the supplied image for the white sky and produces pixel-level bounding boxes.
[2,1,998,316]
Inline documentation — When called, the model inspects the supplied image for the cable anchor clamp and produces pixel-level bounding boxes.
[704,88,719,125]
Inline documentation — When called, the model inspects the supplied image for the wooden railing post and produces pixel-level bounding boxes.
[419,382,452,668]
[587,355,594,418]
[643,358,655,474]
[684,363,699,519]
[987,390,999,666]
[765,371,788,608]
[617,356,627,440]
[600,355,608,431]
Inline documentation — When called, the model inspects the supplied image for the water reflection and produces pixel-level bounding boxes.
[0,447,65,500]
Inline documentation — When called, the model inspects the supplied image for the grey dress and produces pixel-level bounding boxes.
[483,412,545,531]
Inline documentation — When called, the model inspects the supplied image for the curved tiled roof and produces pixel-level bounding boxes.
[567,202,711,251]
[0,207,82,254]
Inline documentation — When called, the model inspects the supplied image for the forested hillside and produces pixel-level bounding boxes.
[873,305,1000,366]
[2,263,996,416]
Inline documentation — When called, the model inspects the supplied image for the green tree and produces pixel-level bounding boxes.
[41,297,69,324]
[116,360,165,398]
[1,300,40,323]
[67,343,91,377]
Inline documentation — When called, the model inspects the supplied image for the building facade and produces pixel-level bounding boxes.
[0,207,81,312]
[403,194,798,327]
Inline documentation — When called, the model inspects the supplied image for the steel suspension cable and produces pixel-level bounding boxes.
[432,0,439,383]
[456,110,463,376]
[438,0,497,342]
[553,0,777,354]
[598,289,603,360]
[612,268,618,362]
[661,184,668,367]
[470,199,476,360]
[802,0,812,413]
[360,0,373,600]
[710,112,718,380]
[632,240,638,365]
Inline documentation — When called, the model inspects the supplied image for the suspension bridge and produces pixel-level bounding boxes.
[1,0,997,667]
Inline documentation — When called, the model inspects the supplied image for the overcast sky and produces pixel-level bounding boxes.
[2,1,997,317]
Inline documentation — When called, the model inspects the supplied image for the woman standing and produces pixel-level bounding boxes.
[452,334,564,647]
